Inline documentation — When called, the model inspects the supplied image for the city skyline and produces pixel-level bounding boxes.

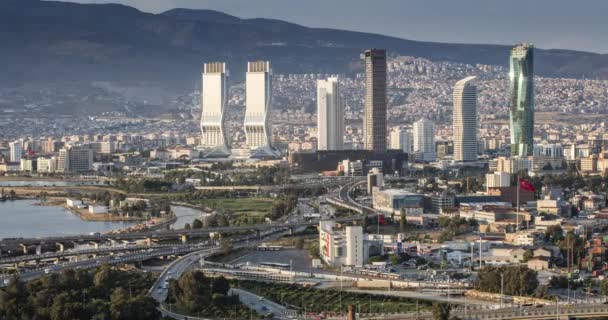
[2,3,608,320]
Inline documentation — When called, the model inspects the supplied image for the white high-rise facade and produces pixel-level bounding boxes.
[244,61,275,156]
[9,141,22,163]
[453,76,478,162]
[389,127,412,153]
[201,62,229,154]
[317,77,344,151]
[413,118,436,162]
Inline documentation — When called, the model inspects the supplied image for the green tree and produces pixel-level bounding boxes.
[545,225,564,244]
[432,302,451,320]
[294,237,305,250]
[400,208,407,233]
[211,276,230,295]
[192,219,203,229]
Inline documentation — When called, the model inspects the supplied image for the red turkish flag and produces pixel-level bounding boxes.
[519,178,536,193]
[378,214,388,225]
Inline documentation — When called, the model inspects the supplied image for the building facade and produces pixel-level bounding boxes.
[200,62,230,154]
[9,141,21,163]
[453,76,478,161]
[363,49,387,152]
[390,127,412,153]
[509,43,535,157]
[317,77,344,151]
[319,221,364,267]
[57,146,93,173]
[413,118,436,162]
[244,61,275,155]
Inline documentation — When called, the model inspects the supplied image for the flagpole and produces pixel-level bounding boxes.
[516,173,520,232]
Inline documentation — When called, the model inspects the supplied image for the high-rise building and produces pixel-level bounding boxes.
[57,146,93,173]
[317,77,344,151]
[201,62,230,154]
[244,61,277,157]
[413,118,436,162]
[389,127,412,153]
[363,49,387,152]
[9,141,22,163]
[453,76,478,162]
[509,43,535,157]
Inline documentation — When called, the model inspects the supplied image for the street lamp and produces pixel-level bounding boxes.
[500,272,504,309]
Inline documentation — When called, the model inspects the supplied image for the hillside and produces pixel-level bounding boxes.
[1,0,608,90]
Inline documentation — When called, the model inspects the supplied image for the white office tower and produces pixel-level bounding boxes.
[243,61,278,158]
[413,118,436,162]
[453,76,478,162]
[200,62,230,156]
[389,127,412,153]
[317,77,344,151]
[9,141,22,162]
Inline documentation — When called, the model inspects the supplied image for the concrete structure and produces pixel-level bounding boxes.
[509,43,535,157]
[366,167,383,194]
[372,189,424,215]
[317,77,344,151]
[9,141,21,163]
[318,221,364,267]
[485,172,511,191]
[19,158,36,172]
[389,127,412,153]
[244,61,278,157]
[363,49,387,152]
[453,76,478,162]
[200,62,230,156]
[57,146,93,173]
[413,118,436,162]
[36,157,57,173]
[88,205,109,214]
[534,143,564,158]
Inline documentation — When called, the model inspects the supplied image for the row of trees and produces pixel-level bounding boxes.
[476,265,539,296]
[437,217,478,242]
[167,271,242,317]
[0,264,160,320]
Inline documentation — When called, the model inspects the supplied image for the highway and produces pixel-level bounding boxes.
[149,229,295,319]
[0,242,216,287]
[0,243,197,265]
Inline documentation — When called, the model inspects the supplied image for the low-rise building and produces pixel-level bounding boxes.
[372,189,425,215]
[527,257,551,271]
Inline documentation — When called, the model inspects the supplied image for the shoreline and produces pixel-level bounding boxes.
[63,205,149,222]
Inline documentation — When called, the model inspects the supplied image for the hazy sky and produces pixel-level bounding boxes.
[65,0,608,53]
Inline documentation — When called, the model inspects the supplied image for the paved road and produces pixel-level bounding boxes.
[347,289,499,307]
[0,243,214,287]
[232,288,292,318]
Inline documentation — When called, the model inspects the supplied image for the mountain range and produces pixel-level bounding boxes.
[2,0,608,91]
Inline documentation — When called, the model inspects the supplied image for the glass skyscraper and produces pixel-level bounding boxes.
[509,43,534,157]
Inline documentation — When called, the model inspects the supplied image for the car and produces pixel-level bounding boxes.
[261,306,268,311]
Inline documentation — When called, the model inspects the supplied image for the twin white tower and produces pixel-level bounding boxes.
[200,61,277,158]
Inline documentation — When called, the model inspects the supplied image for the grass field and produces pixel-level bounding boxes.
[193,198,274,214]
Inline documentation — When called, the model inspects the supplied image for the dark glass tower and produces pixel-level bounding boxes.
[363,49,387,152]
[509,43,534,156]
